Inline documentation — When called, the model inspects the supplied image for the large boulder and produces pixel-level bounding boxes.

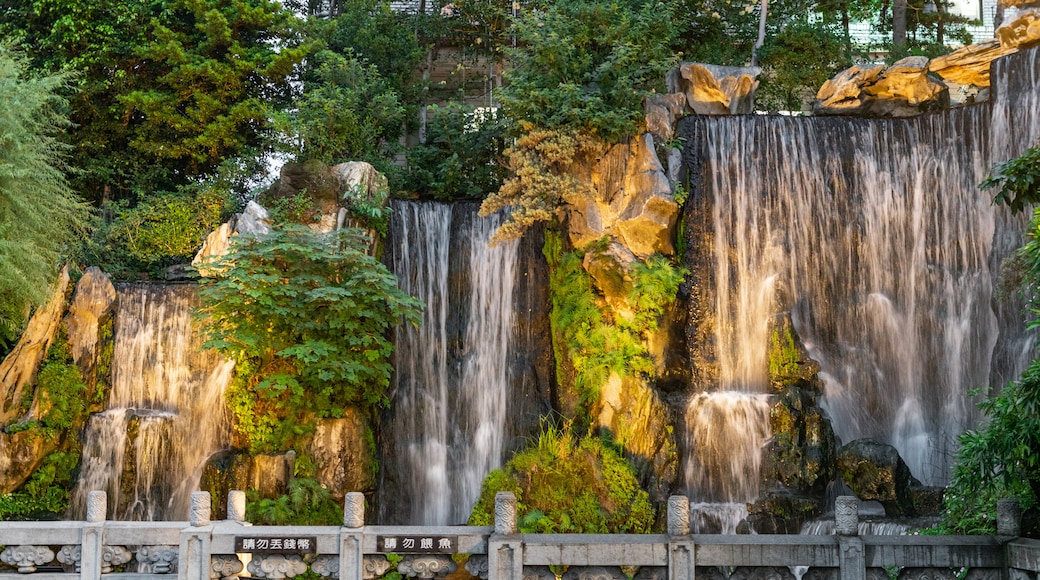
[929,39,1017,87]
[309,412,377,502]
[644,93,690,143]
[837,438,921,517]
[762,314,835,496]
[815,58,948,116]
[569,134,679,258]
[814,64,885,114]
[0,266,70,426]
[0,430,60,494]
[668,63,761,115]
[192,201,271,275]
[63,268,117,392]
[997,8,1040,49]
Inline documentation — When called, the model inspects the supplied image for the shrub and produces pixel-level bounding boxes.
[468,424,655,533]
[196,225,423,452]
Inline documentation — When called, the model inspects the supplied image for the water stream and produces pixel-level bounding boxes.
[71,285,233,521]
[383,201,519,525]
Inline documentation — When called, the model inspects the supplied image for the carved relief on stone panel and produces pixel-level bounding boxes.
[867,568,893,580]
[397,555,457,579]
[1009,570,1038,580]
[210,555,245,580]
[561,566,626,580]
[57,545,82,572]
[137,545,179,574]
[363,556,393,580]
[246,555,309,579]
[309,555,339,578]
[0,545,56,573]
[464,555,489,580]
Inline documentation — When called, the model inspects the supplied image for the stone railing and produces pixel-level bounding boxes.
[2,493,1039,580]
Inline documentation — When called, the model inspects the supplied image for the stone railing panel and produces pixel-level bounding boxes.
[245,555,307,579]
[209,555,243,580]
[397,555,456,579]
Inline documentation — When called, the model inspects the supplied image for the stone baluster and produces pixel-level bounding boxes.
[835,496,865,580]
[998,499,1022,537]
[81,491,107,580]
[339,492,365,580]
[179,492,214,580]
[835,496,859,536]
[666,496,694,580]
[227,491,247,523]
[489,492,523,580]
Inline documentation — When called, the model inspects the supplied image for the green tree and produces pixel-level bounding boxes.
[0,0,161,203]
[121,0,307,185]
[0,45,91,349]
[755,21,850,112]
[480,0,680,241]
[277,49,406,167]
[196,226,423,452]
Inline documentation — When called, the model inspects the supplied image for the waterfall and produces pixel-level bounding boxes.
[384,201,519,525]
[71,285,233,521]
[684,45,1040,494]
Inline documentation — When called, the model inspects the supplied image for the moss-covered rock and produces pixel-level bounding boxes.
[837,438,921,517]
[468,428,655,534]
[762,313,835,497]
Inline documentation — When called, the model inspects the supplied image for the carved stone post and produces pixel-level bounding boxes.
[835,496,859,536]
[339,492,365,580]
[998,499,1022,537]
[494,492,518,535]
[179,492,214,580]
[81,491,107,580]
[489,492,522,580]
[667,496,693,580]
[227,491,247,523]
[667,496,690,536]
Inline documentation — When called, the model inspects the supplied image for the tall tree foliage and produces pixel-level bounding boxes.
[121,0,307,184]
[0,46,90,348]
[0,0,161,203]
[480,0,680,242]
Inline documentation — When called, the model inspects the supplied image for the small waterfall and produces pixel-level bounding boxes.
[684,45,1040,489]
[71,285,233,520]
[384,201,519,525]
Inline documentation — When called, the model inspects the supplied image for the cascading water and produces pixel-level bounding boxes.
[71,285,234,521]
[383,201,519,525]
[683,45,1040,504]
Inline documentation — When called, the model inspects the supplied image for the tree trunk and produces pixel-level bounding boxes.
[751,0,769,66]
[935,0,946,46]
[842,5,852,59]
[893,0,908,55]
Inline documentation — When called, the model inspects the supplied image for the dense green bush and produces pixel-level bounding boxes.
[85,186,233,278]
[278,49,406,167]
[196,225,423,452]
[246,477,343,525]
[941,360,1040,535]
[403,103,509,200]
[468,424,654,533]
[755,22,849,113]
[0,451,80,520]
[985,140,1040,215]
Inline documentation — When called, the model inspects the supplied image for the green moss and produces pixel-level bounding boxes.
[768,325,803,384]
[468,425,655,533]
[542,232,685,419]
[94,315,114,407]
[0,450,80,520]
